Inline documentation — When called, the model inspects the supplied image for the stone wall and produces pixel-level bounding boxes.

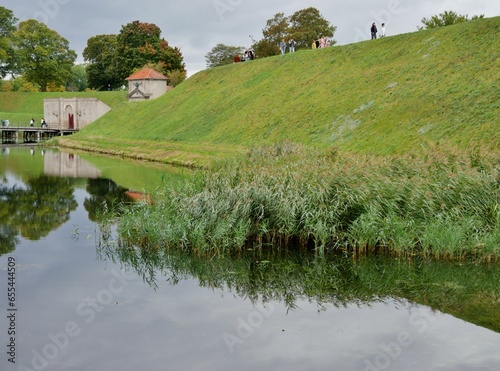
[43,98,111,129]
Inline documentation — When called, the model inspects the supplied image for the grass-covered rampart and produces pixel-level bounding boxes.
[56,16,500,165]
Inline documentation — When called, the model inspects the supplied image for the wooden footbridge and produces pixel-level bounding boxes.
[0,127,78,144]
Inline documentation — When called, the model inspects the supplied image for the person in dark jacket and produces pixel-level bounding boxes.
[371,22,378,39]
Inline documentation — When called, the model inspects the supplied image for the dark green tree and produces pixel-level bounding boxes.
[419,10,484,30]
[205,43,244,68]
[288,7,336,50]
[0,6,17,78]
[66,63,88,92]
[252,8,336,57]
[252,38,279,59]
[11,19,76,91]
[83,34,121,90]
[254,12,289,57]
[115,21,185,82]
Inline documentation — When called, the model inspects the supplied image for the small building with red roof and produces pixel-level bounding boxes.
[125,68,171,101]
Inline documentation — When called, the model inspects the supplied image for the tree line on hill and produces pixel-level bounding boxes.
[0,6,186,92]
[205,8,486,68]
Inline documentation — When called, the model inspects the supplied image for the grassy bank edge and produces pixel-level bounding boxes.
[52,136,248,168]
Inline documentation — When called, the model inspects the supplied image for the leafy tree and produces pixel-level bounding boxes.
[205,43,244,68]
[46,81,65,92]
[66,63,88,91]
[252,38,278,59]
[288,7,336,49]
[419,10,484,30]
[259,12,289,56]
[167,69,187,87]
[115,21,185,82]
[83,34,121,90]
[18,80,40,92]
[11,20,76,92]
[7,76,39,92]
[0,6,17,77]
[251,8,336,57]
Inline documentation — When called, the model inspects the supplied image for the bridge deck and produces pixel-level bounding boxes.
[0,127,78,143]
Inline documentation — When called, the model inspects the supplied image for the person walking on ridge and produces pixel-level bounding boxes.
[280,39,286,54]
[371,22,377,39]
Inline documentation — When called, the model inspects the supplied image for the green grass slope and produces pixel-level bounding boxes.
[0,91,127,127]
[62,17,499,164]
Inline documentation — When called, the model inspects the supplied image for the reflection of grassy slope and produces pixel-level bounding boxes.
[0,91,127,127]
[99,243,500,333]
[60,17,499,165]
[76,151,194,192]
[0,147,44,182]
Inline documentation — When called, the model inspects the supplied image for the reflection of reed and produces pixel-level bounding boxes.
[95,234,500,333]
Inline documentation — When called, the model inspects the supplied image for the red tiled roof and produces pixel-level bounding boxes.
[126,68,168,81]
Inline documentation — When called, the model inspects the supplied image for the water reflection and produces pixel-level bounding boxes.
[1,146,499,370]
[0,147,170,254]
[0,175,78,241]
[84,178,130,221]
[97,238,500,333]
[44,151,102,178]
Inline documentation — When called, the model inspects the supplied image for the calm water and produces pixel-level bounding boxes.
[1,146,499,371]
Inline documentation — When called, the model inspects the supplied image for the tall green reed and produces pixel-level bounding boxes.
[114,142,499,260]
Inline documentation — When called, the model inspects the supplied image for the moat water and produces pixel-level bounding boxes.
[1,146,499,371]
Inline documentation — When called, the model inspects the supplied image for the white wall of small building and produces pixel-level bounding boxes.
[128,79,168,100]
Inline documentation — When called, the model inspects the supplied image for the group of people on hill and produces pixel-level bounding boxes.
[280,38,299,54]
[235,21,388,62]
[279,35,334,54]
[371,22,386,39]
[311,35,332,49]
[234,48,255,63]
[29,118,47,128]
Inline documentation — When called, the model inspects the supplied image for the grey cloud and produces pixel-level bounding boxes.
[2,0,499,75]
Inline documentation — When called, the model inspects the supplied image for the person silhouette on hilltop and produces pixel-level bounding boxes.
[371,22,378,39]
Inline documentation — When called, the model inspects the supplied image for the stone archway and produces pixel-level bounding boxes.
[64,105,75,129]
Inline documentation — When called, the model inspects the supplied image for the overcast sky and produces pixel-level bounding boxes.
[3,0,500,76]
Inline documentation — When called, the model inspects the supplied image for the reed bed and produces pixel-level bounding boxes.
[115,142,500,261]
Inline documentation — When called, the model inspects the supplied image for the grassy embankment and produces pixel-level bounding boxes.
[52,16,500,166]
